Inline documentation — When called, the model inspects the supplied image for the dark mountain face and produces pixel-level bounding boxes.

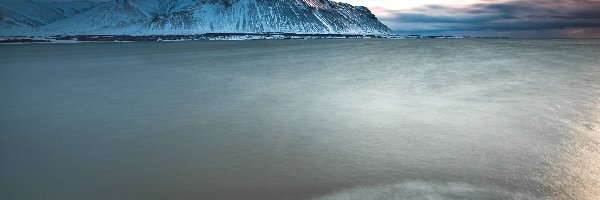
[0,0,392,36]
[0,0,94,29]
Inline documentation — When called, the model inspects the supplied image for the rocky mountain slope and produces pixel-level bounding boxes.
[0,0,392,36]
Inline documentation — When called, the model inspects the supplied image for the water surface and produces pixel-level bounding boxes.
[1,39,599,200]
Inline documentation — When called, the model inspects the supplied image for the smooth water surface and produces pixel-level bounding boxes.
[1,39,599,200]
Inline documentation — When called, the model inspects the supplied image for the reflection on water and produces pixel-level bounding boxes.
[314,181,536,200]
[544,96,600,199]
[1,39,599,200]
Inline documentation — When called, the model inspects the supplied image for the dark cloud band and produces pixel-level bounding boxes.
[378,0,600,37]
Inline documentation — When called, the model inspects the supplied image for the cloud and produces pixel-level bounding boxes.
[376,0,600,37]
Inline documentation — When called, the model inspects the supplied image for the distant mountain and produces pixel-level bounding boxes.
[0,0,392,36]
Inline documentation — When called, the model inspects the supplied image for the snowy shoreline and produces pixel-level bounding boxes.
[0,33,390,44]
[0,33,502,44]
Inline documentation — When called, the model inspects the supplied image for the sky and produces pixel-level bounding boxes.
[338,0,600,38]
[37,0,600,37]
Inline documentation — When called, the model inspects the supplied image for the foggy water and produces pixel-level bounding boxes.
[1,39,599,200]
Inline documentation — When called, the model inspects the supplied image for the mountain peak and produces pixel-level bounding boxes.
[1,0,392,36]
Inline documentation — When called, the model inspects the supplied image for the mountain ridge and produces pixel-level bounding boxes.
[0,0,392,36]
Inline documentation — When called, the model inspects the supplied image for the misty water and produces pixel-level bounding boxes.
[1,39,599,200]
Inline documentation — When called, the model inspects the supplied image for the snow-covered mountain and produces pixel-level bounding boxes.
[0,0,392,36]
[0,0,95,34]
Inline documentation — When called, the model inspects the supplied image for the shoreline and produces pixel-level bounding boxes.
[0,33,510,44]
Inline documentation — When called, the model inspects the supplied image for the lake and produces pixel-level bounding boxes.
[1,39,599,200]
